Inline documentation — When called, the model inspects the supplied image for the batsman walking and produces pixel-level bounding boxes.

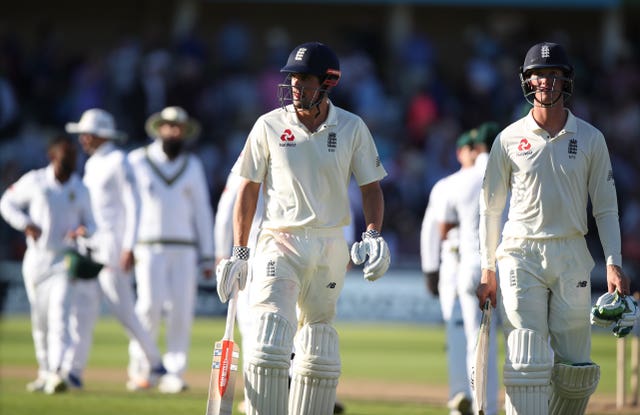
[215,41,389,415]
[477,42,635,415]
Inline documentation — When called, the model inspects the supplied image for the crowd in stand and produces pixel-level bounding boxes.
[1,19,638,287]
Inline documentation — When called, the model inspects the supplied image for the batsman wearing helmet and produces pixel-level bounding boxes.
[477,42,636,415]
[216,41,389,415]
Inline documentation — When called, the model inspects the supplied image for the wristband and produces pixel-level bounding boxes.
[232,246,250,260]
[364,229,381,239]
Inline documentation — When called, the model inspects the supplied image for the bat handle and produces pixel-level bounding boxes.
[483,298,491,311]
[223,283,239,341]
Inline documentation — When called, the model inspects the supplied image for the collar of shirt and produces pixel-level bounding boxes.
[524,108,578,139]
[45,164,79,188]
[93,141,116,157]
[284,100,339,131]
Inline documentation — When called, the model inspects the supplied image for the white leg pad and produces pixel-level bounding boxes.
[503,329,553,415]
[549,363,600,415]
[244,312,294,415]
[289,323,341,415]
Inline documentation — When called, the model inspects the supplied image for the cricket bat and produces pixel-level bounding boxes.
[206,284,240,415]
[471,299,492,415]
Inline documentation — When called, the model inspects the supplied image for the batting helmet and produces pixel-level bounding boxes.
[519,42,574,107]
[278,42,341,111]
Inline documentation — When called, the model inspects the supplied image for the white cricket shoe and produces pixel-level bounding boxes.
[158,374,188,394]
[44,373,68,395]
[26,377,47,392]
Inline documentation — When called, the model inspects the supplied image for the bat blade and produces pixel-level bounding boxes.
[206,287,240,415]
[206,340,240,415]
[471,299,492,415]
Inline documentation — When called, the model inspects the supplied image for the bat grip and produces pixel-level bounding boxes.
[223,283,238,341]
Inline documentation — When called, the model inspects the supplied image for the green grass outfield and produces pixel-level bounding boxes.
[0,315,635,415]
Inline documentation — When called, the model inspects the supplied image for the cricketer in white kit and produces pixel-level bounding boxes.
[215,42,389,415]
[128,106,215,393]
[478,42,632,415]
[63,109,166,389]
[437,125,500,415]
[0,135,96,394]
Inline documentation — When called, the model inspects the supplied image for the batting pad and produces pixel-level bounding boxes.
[549,363,600,415]
[244,312,294,415]
[289,323,341,415]
[503,329,553,415]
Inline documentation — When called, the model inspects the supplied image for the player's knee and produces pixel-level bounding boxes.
[292,323,341,379]
[551,363,599,398]
[503,328,553,386]
[248,312,294,369]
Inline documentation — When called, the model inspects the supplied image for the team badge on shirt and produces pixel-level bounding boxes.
[327,132,337,152]
[568,138,577,159]
[69,191,76,202]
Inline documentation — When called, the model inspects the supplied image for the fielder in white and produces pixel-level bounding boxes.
[0,135,96,394]
[63,109,166,389]
[215,41,389,415]
[437,125,500,415]
[128,106,215,393]
[421,132,476,415]
[477,42,633,415]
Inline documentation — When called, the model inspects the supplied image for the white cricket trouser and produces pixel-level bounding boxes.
[25,271,70,378]
[437,247,468,401]
[496,236,595,364]
[130,245,198,376]
[244,227,349,414]
[457,255,499,415]
[249,227,349,329]
[64,266,162,377]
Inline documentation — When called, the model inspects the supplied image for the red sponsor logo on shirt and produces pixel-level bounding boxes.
[280,129,295,142]
[517,138,531,151]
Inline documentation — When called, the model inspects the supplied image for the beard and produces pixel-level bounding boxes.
[162,140,184,159]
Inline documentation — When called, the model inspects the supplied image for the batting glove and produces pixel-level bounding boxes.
[215,246,249,303]
[590,291,624,328]
[350,229,391,282]
[612,296,638,338]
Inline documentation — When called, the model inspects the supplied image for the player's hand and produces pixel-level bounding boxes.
[477,269,497,309]
[350,229,390,281]
[215,246,249,303]
[424,271,439,297]
[607,265,630,296]
[120,250,134,272]
[25,224,42,240]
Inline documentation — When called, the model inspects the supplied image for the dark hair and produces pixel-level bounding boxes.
[47,134,73,150]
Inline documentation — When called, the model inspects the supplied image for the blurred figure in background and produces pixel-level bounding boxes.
[0,134,95,394]
[128,106,215,393]
[63,109,166,390]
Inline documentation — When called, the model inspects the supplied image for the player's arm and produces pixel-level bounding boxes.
[233,178,261,248]
[359,181,384,233]
[214,174,240,265]
[0,172,37,235]
[588,132,629,295]
[478,135,509,308]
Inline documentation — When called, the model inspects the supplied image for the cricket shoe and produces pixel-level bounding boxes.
[26,377,47,392]
[66,372,84,389]
[158,374,188,394]
[126,364,167,391]
[448,391,472,415]
[333,400,345,414]
[44,373,68,395]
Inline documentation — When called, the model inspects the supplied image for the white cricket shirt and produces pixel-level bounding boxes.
[83,142,138,265]
[128,140,215,260]
[480,109,621,270]
[233,102,387,230]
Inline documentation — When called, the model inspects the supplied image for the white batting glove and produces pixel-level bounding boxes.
[215,246,249,303]
[613,296,638,338]
[350,229,390,282]
[590,292,623,327]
